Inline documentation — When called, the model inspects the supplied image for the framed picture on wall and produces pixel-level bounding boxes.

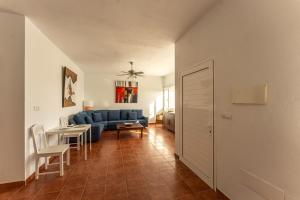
[62,67,77,107]
[115,81,138,103]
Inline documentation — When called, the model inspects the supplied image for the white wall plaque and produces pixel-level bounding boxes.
[232,84,268,105]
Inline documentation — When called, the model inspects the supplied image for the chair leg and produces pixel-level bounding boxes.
[35,157,39,180]
[67,149,70,166]
[59,153,64,176]
[45,157,48,170]
[77,136,80,150]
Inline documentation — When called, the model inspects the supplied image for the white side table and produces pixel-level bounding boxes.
[46,124,92,160]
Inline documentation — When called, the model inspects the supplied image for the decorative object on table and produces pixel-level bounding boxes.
[83,100,94,111]
[117,61,144,79]
[115,81,138,103]
[124,122,134,126]
[62,67,77,107]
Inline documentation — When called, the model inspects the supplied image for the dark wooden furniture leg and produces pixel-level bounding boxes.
[117,130,120,139]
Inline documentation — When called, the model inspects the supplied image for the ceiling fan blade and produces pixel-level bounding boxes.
[118,61,143,79]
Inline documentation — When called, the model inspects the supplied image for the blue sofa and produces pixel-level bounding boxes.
[69,109,148,142]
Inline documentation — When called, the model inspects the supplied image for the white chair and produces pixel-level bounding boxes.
[59,116,84,150]
[31,124,70,180]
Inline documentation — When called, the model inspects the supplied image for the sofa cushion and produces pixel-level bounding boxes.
[107,120,121,125]
[84,111,94,118]
[106,120,121,130]
[95,110,108,121]
[73,114,86,124]
[93,123,105,131]
[120,109,131,120]
[93,112,103,122]
[93,121,107,127]
[85,116,94,124]
[132,110,143,119]
[128,112,137,120]
[108,110,120,121]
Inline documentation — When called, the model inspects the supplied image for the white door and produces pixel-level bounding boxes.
[181,60,214,188]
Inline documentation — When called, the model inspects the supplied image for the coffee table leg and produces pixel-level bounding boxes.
[89,128,92,151]
[117,130,120,140]
[141,128,143,138]
[85,130,87,160]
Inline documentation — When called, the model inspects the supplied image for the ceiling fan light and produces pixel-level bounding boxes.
[118,61,144,79]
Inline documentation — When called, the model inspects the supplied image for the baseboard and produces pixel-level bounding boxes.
[0,157,56,187]
[240,169,284,200]
[25,156,56,185]
[217,189,231,200]
[174,153,179,159]
[0,181,24,189]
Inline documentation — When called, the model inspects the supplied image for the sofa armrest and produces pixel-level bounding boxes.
[69,117,76,125]
[139,116,148,127]
[90,125,101,142]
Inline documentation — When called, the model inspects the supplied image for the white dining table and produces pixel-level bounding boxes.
[46,124,92,160]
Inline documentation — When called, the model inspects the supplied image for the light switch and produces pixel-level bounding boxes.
[33,106,40,111]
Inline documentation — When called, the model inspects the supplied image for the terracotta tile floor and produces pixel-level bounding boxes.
[3,125,227,200]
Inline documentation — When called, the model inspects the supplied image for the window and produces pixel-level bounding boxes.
[163,86,175,112]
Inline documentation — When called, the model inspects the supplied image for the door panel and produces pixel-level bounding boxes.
[182,63,214,188]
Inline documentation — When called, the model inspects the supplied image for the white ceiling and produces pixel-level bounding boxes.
[0,0,215,76]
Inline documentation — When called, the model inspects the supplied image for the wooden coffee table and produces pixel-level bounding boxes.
[116,123,144,139]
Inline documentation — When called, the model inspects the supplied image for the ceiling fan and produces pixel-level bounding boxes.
[117,61,144,79]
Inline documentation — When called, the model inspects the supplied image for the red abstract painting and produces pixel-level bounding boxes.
[115,81,138,103]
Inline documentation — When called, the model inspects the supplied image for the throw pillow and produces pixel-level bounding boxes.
[85,116,94,124]
[74,115,86,124]
[128,112,137,120]
[133,110,143,119]
[120,110,131,120]
[108,110,121,121]
[93,112,103,122]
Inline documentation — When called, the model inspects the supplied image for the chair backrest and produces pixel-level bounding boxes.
[31,124,48,154]
[59,116,68,128]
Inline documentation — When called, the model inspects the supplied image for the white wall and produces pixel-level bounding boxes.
[163,72,175,88]
[0,12,25,184]
[25,18,84,178]
[85,73,163,123]
[176,0,300,199]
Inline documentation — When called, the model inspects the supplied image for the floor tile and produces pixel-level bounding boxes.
[3,125,225,200]
[57,187,84,200]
